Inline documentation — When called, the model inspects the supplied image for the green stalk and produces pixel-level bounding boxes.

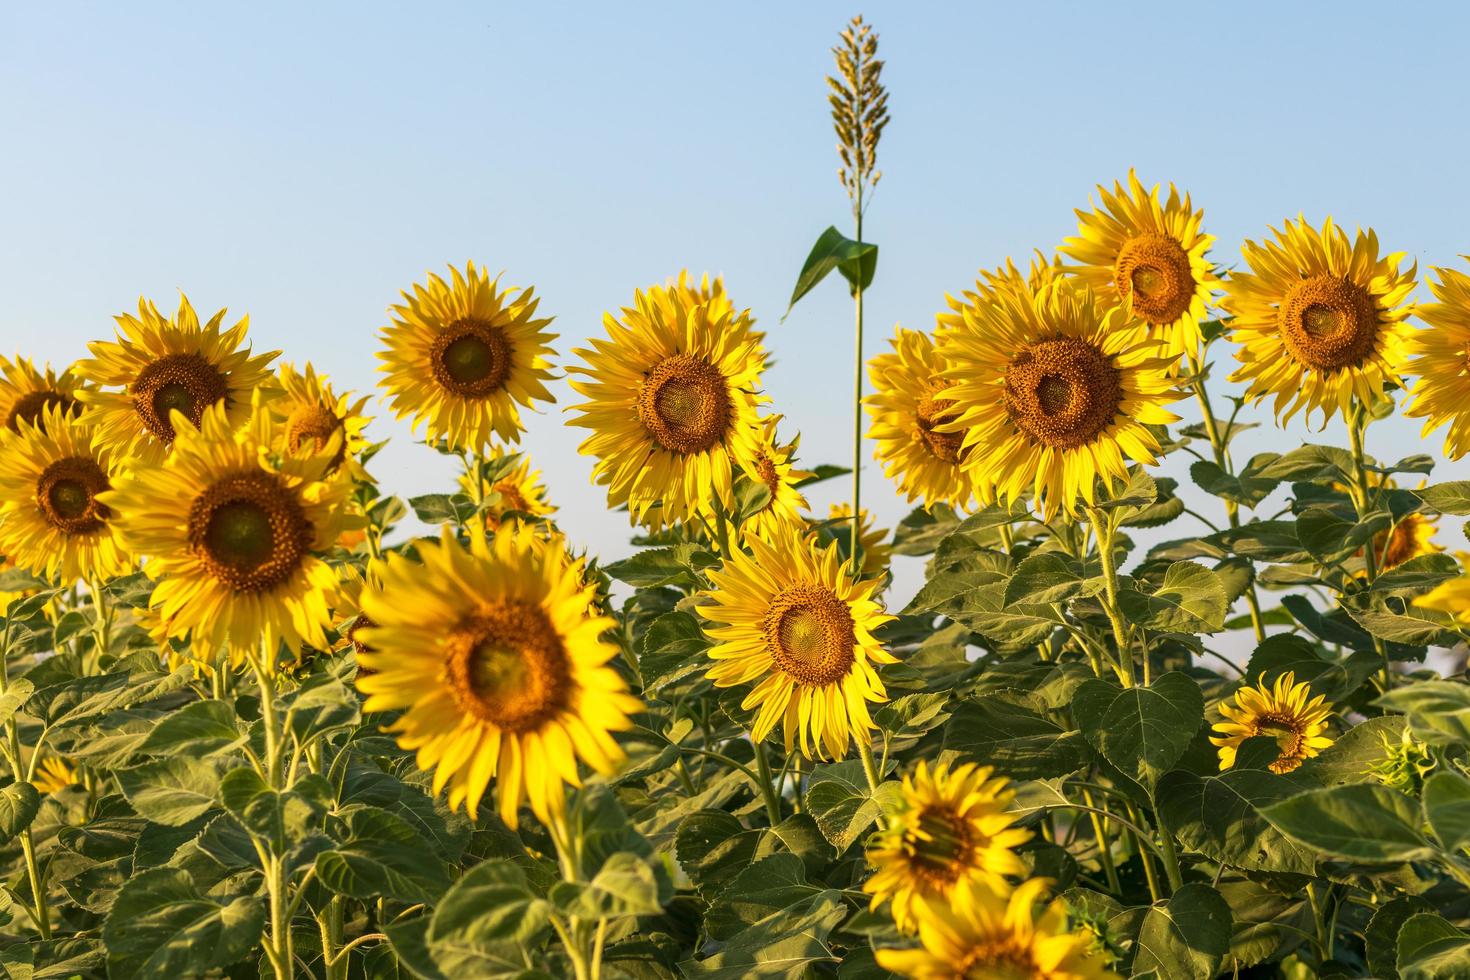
[251,649,294,980]
[856,733,881,792]
[850,193,865,573]
[1125,801,1163,902]
[1347,402,1393,690]
[753,740,783,825]
[1087,507,1135,687]
[0,623,50,939]
[1080,788,1121,894]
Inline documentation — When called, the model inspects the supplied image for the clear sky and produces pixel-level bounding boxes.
[4,1,1469,610]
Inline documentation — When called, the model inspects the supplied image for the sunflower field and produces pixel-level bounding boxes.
[7,16,1470,980]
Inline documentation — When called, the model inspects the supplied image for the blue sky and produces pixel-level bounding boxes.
[3,1,1469,608]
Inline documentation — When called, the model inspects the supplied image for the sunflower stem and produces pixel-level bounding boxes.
[0,617,51,940]
[856,733,881,792]
[250,648,295,980]
[1155,805,1184,893]
[1125,801,1163,903]
[850,201,866,576]
[753,739,783,825]
[1080,789,1121,894]
[1087,507,1135,687]
[1348,401,1393,691]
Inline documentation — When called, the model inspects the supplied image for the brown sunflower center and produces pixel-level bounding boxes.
[6,390,78,431]
[1114,232,1196,325]
[762,584,856,686]
[444,601,572,732]
[1003,337,1122,450]
[132,352,229,441]
[429,318,514,397]
[491,479,532,514]
[187,471,313,592]
[1253,714,1308,773]
[906,804,977,888]
[1278,274,1379,371]
[36,456,111,535]
[957,943,1043,980]
[347,612,376,657]
[751,452,782,511]
[286,403,346,467]
[635,354,733,454]
[1379,519,1423,571]
[915,383,964,463]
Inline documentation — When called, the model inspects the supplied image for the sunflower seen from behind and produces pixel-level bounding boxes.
[355,525,641,827]
[1221,217,1416,423]
[0,355,82,434]
[1060,169,1218,359]
[101,397,353,663]
[864,761,1031,932]
[699,530,894,759]
[876,877,1118,980]
[271,362,372,481]
[378,262,557,451]
[76,294,278,465]
[0,406,130,585]
[1404,259,1470,459]
[865,326,984,512]
[937,275,1181,521]
[569,281,766,528]
[1211,671,1334,774]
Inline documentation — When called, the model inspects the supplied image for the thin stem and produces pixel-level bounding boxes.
[1087,507,1135,687]
[0,630,50,939]
[1347,402,1393,691]
[1080,789,1121,894]
[850,193,865,573]
[856,735,881,792]
[1155,807,1184,893]
[1125,801,1163,902]
[250,649,293,980]
[752,740,783,826]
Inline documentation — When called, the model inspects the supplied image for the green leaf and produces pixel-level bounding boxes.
[1416,482,1470,516]
[675,810,760,897]
[889,505,960,557]
[1096,469,1158,510]
[316,807,449,903]
[0,781,41,843]
[1345,602,1457,647]
[1398,913,1470,980]
[1422,770,1470,852]
[704,853,823,941]
[942,698,1091,780]
[734,477,773,524]
[407,492,476,525]
[117,757,220,826]
[137,699,243,757]
[0,678,33,728]
[285,679,361,744]
[1116,562,1228,633]
[605,544,719,589]
[1254,444,1354,483]
[804,761,901,852]
[1156,768,1316,874]
[1072,673,1203,787]
[425,859,549,978]
[1131,883,1233,980]
[1368,553,1462,595]
[552,851,668,919]
[1366,897,1435,980]
[1215,520,1311,564]
[1296,505,1391,563]
[1189,458,1280,508]
[1261,783,1436,862]
[1377,681,1470,747]
[1003,553,1100,606]
[637,611,710,695]
[100,867,264,980]
[783,226,878,317]
[682,890,846,977]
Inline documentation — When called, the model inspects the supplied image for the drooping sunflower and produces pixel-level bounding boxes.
[1060,169,1218,359]
[1211,671,1334,774]
[568,281,767,528]
[1221,217,1417,423]
[731,414,810,542]
[355,525,642,827]
[866,327,986,511]
[100,398,353,663]
[0,407,131,585]
[0,355,83,433]
[876,877,1119,980]
[699,530,895,759]
[457,449,556,533]
[864,761,1032,932]
[270,362,372,481]
[936,275,1181,520]
[378,261,557,451]
[824,503,890,578]
[31,755,77,795]
[1404,259,1470,459]
[75,294,278,465]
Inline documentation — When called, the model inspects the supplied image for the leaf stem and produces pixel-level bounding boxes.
[856,734,881,792]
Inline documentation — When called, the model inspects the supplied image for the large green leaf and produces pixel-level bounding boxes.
[675,809,761,897]
[116,757,221,827]
[1131,883,1233,980]
[1398,913,1470,980]
[1261,783,1436,863]
[424,860,549,978]
[637,611,710,695]
[550,850,669,920]
[1116,562,1228,633]
[942,698,1091,780]
[1156,768,1315,874]
[1422,770,1470,852]
[804,760,901,852]
[704,853,823,941]
[784,225,878,317]
[137,699,243,757]
[0,781,41,843]
[1189,458,1280,508]
[315,807,449,903]
[100,867,263,980]
[1366,897,1436,979]
[1072,673,1203,787]
[1003,553,1101,606]
[1377,681,1470,747]
[681,889,846,978]
[1415,482,1470,516]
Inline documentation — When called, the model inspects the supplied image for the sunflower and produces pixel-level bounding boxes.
[457,449,556,533]
[730,414,809,542]
[864,761,1032,932]
[1369,513,1440,574]
[1404,259,1470,458]
[1211,671,1334,774]
[75,294,278,465]
[866,327,985,511]
[100,397,353,663]
[1415,561,1470,625]
[1060,170,1218,359]
[31,755,77,795]
[355,525,641,827]
[270,362,372,481]
[824,503,890,578]
[378,261,557,452]
[0,406,131,585]
[876,877,1118,980]
[936,275,1181,520]
[568,280,767,528]
[0,355,83,433]
[1221,217,1416,423]
[699,530,895,759]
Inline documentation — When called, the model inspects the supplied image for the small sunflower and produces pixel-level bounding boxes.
[732,415,810,542]
[31,755,77,795]
[864,761,1032,932]
[270,362,372,481]
[378,261,557,451]
[1404,259,1470,458]
[568,280,766,528]
[699,530,895,759]
[823,503,890,578]
[355,525,642,827]
[1370,513,1440,574]
[0,355,83,433]
[0,407,131,585]
[936,275,1181,520]
[866,327,985,511]
[1222,217,1417,423]
[876,877,1119,980]
[75,295,278,465]
[1060,169,1218,358]
[457,449,556,532]
[101,398,353,663]
[1211,671,1334,774]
